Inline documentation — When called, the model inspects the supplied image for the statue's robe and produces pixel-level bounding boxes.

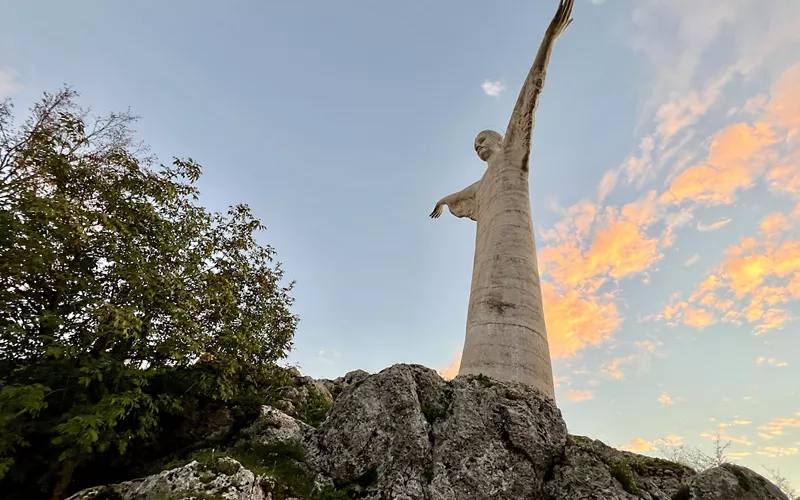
[456,148,555,400]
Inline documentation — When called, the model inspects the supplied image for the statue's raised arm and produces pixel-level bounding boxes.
[503,0,573,159]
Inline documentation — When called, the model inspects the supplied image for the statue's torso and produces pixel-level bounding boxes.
[476,149,531,223]
[461,147,552,398]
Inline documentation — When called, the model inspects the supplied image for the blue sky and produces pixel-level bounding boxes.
[3,0,800,487]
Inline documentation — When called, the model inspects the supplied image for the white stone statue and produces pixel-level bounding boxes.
[430,0,574,401]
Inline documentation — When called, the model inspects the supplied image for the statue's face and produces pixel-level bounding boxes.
[474,130,501,162]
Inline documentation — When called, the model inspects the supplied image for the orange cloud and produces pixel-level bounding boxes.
[758,413,800,437]
[438,350,461,380]
[658,393,676,406]
[765,62,800,135]
[541,282,620,358]
[760,213,791,237]
[664,122,778,205]
[619,438,652,452]
[700,431,753,446]
[682,307,716,329]
[756,357,789,367]
[600,356,634,380]
[756,447,799,458]
[553,375,571,389]
[658,209,800,333]
[565,390,594,403]
[766,149,800,197]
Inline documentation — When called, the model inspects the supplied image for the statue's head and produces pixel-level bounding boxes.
[474,130,502,162]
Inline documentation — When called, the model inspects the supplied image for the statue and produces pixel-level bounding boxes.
[429,0,574,401]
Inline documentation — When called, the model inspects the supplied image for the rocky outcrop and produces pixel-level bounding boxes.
[67,364,789,500]
[66,457,267,500]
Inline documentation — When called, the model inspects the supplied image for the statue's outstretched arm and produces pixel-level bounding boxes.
[430,181,480,221]
[503,0,573,157]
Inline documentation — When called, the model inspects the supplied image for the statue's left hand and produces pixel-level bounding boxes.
[430,203,444,219]
[547,0,574,38]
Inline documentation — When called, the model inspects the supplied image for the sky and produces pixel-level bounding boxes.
[3,0,800,488]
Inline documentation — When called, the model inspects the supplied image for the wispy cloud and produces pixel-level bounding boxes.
[0,67,23,98]
[481,80,504,97]
[756,357,789,367]
[658,393,677,406]
[697,218,733,232]
[565,390,594,403]
[316,349,342,365]
[686,254,700,266]
[758,412,800,438]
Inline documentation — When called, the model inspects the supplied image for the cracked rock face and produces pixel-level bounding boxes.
[66,364,789,500]
[65,457,267,500]
[308,364,567,500]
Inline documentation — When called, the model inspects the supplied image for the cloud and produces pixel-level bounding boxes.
[553,375,571,389]
[541,281,620,358]
[756,447,799,458]
[0,67,23,98]
[700,430,753,446]
[686,254,700,266]
[664,123,778,206]
[597,168,620,203]
[619,438,652,452]
[316,349,342,365]
[764,62,800,136]
[600,356,634,380]
[438,349,461,380]
[697,218,733,232]
[756,357,789,367]
[758,413,800,437]
[565,390,594,403]
[658,393,676,406]
[655,434,685,447]
[481,80,505,97]
[656,209,800,334]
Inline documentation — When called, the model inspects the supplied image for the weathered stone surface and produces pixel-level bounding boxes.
[429,0,578,400]
[240,405,314,446]
[545,435,695,499]
[308,364,567,499]
[272,366,335,419]
[66,457,266,500]
[68,364,789,500]
[684,464,790,500]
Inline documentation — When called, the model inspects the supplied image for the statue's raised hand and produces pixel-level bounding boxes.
[547,0,574,39]
[429,202,444,219]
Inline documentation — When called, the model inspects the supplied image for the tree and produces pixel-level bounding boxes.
[0,88,298,498]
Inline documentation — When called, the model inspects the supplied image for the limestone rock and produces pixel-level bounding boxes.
[683,464,790,499]
[66,457,266,500]
[67,363,790,500]
[308,364,567,499]
[240,405,314,446]
[545,435,695,499]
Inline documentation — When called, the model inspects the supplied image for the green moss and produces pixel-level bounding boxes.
[296,388,333,427]
[609,462,639,494]
[671,485,692,500]
[629,455,689,474]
